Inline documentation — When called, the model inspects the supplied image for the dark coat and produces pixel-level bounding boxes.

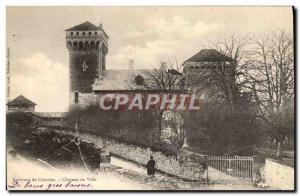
[146,159,156,175]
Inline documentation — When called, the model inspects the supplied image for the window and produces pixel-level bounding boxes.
[82,61,88,72]
[89,32,91,35]
[95,31,97,35]
[207,77,213,84]
[76,32,79,35]
[71,32,73,36]
[75,92,79,104]
[134,75,144,85]
[82,32,85,35]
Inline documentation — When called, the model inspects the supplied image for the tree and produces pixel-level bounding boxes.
[184,34,259,153]
[143,59,185,147]
[143,59,184,91]
[247,31,294,157]
[207,35,252,113]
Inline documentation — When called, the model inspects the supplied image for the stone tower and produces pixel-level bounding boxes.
[183,49,234,100]
[66,21,108,105]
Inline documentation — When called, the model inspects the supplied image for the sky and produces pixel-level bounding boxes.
[6,6,293,112]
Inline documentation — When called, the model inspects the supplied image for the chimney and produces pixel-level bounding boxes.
[129,59,134,70]
[161,62,167,67]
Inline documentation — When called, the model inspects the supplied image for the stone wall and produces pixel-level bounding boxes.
[70,92,96,106]
[264,158,294,190]
[7,106,35,112]
[56,128,207,181]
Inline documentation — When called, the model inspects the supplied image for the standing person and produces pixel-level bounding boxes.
[146,155,156,177]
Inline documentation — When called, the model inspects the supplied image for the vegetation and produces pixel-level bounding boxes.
[64,105,179,155]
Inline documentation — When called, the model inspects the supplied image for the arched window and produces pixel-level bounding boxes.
[74,92,79,104]
[96,41,100,50]
[67,41,72,49]
[95,31,97,35]
[84,41,89,50]
[90,41,95,49]
[79,42,83,50]
[73,42,78,50]
[71,32,73,36]
[82,32,85,35]
[89,32,91,35]
[76,32,79,35]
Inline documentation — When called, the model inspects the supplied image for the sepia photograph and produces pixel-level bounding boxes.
[5,6,295,191]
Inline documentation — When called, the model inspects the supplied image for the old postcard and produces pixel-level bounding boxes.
[6,6,295,191]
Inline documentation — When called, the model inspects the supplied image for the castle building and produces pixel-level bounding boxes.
[65,21,234,150]
[65,22,234,107]
[7,95,36,112]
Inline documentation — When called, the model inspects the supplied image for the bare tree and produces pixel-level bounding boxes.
[186,35,252,115]
[183,34,260,153]
[247,31,294,157]
[143,58,184,91]
[143,59,185,146]
[208,35,252,114]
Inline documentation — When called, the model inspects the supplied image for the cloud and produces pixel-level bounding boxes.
[10,52,69,112]
[108,16,222,69]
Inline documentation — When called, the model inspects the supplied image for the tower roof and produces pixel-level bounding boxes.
[7,95,36,106]
[65,21,102,31]
[185,49,233,63]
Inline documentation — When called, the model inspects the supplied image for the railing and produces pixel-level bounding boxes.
[206,155,253,180]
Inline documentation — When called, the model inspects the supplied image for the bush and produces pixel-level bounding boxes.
[7,112,41,148]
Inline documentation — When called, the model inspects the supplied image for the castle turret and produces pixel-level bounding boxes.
[66,21,109,105]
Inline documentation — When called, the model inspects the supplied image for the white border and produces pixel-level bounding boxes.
[0,1,298,195]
